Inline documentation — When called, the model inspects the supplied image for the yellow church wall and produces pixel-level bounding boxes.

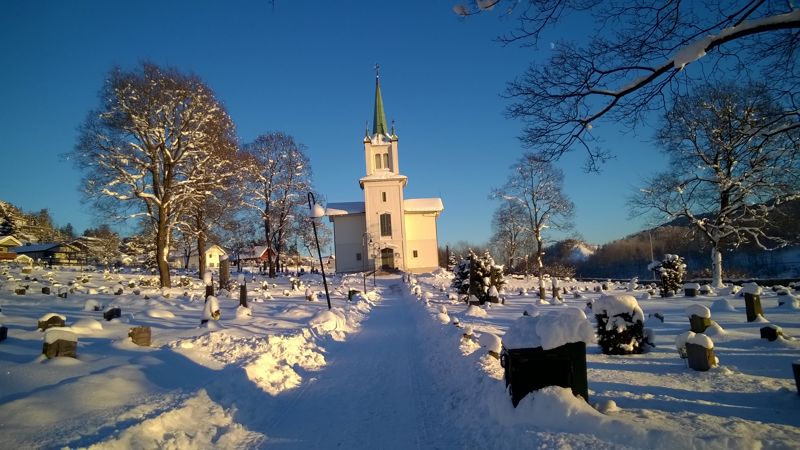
[404,212,439,272]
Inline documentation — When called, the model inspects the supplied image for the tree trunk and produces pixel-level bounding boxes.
[156,212,171,288]
[197,233,207,281]
[535,233,545,300]
[264,218,276,278]
[196,211,206,280]
[711,245,724,288]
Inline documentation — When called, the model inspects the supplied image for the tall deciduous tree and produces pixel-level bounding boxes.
[494,155,573,299]
[456,1,800,171]
[631,82,800,288]
[72,62,236,287]
[241,132,313,277]
[488,197,530,271]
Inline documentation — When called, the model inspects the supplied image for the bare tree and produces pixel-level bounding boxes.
[488,197,530,271]
[631,82,800,287]
[456,1,800,171]
[241,132,313,277]
[72,62,236,287]
[494,154,574,298]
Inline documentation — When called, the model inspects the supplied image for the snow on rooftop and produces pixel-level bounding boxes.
[326,202,365,216]
[404,198,444,212]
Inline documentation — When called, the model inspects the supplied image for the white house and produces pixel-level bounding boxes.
[171,244,227,270]
[327,72,443,274]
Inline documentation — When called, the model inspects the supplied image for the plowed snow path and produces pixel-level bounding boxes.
[260,281,458,449]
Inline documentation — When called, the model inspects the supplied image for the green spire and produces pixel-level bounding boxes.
[372,68,388,136]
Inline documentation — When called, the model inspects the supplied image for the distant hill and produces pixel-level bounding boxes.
[570,199,800,279]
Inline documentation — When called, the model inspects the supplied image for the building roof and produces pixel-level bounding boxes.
[373,73,388,136]
[404,198,444,213]
[0,235,22,247]
[12,243,60,253]
[326,202,366,216]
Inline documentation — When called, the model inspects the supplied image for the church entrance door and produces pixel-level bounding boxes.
[380,248,394,270]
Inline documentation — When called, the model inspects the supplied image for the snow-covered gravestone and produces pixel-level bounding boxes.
[501,308,594,406]
[684,282,700,297]
[593,294,646,355]
[103,307,121,321]
[201,295,221,326]
[742,283,764,322]
[238,274,247,308]
[685,333,717,372]
[42,328,77,358]
[204,271,213,299]
[38,313,66,331]
[686,304,711,333]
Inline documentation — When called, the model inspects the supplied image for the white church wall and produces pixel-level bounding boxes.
[331,214,367,273]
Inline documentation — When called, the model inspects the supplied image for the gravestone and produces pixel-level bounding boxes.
[38,314,66,331]
[744,293,764,322]
[103,307,121,321]
[128,326,151,346]
[42,329,77,359]
[41,286,50,295]
[689,315,711,333]
[0,326,7,342]
[686,342,715,371]
[760,325,782,342]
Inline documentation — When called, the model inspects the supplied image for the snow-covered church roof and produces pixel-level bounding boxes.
[326,202,366,216]
[404,198,443,213]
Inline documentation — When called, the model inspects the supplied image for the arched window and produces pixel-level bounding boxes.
[383,153,389,170]
[374,153,382,169]
[380,213,392,236]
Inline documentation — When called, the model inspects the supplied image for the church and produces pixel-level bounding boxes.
[326,73,444,274]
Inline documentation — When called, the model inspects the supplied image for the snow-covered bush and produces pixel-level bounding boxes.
[593,294,645,355]
[450,249,505,304]
[649,254,686,297]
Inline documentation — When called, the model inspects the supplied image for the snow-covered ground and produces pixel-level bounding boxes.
[0,266,799,449]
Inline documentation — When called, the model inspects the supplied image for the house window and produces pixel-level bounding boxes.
[413,250,418,258]
[382,192,387,202]
[356,253,362,261]
[374,153,382,169]
[380,213,392,237]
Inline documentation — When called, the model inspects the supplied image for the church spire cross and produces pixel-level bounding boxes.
[372,65,388,136]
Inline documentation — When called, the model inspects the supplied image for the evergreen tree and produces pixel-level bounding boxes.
[649,254,686,297]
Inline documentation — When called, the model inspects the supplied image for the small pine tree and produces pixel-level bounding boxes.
[650,254,686,297]
[447,253,458,272]
[450,252,472,295]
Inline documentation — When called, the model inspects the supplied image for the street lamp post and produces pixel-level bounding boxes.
[362,232,371,293]
[308,192,332,310]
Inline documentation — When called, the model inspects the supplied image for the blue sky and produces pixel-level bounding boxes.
[0,0,665,246]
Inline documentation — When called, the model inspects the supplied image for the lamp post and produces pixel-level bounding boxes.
[362,232,371,292]
[308,192,331,310]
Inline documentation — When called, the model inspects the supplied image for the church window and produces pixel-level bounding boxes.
[374,153,382,169]
[413,250,418,258]
[380,213,392,236]
[382,192,387,202]
[383,153,389,169]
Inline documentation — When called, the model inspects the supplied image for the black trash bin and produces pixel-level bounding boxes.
[501,341,588,407]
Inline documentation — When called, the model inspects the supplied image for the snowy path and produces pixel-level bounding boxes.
[255,280,458,449]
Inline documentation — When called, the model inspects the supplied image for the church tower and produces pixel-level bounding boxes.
[360,70,408,270]
[326,69,443,274]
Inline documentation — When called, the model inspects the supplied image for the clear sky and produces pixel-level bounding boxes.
[0,0,666,247]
